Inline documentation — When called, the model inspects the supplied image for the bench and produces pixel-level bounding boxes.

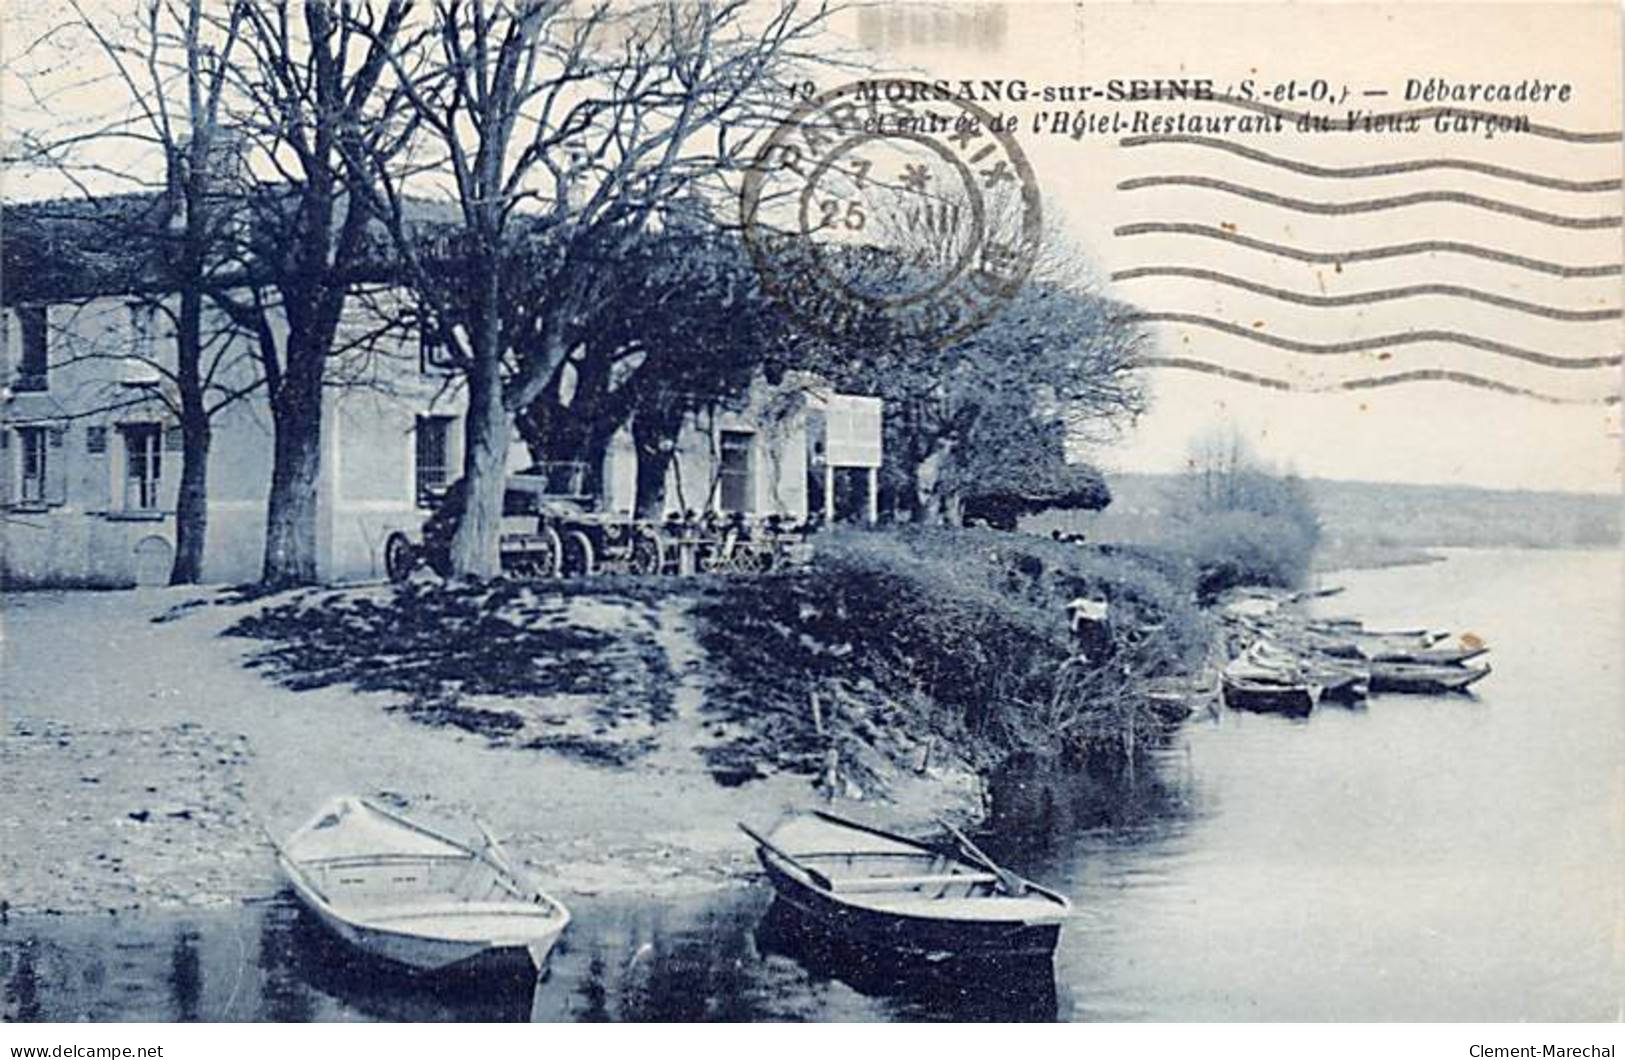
[825,872,997,894]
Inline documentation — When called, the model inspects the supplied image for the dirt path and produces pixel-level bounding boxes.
[3,586,975,914]
[641,595,721,775]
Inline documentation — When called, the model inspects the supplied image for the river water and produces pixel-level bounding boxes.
[4,549,1619,1022]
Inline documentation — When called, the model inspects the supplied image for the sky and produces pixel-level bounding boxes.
[840,2,1623,493]
[3,1,1621,493]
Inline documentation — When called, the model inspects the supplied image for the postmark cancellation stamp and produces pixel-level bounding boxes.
[740,79,1045,350]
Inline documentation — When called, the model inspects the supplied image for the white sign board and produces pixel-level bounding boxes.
[822,393,882,468]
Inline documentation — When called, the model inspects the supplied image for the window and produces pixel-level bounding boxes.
[419,320,456,374]
[16,306,48,391]
[18,426,48,504]
[415,415,454,506]
[718,430,754,513]
[122,424,163,510]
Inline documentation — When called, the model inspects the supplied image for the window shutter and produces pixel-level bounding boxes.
[46,427,68,506]
[164,424,185,452]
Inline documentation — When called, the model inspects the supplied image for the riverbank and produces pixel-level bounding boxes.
[0,522,1274,917]
[10,549,1617,1022]
[0,521,1514,918]
[1311,538,1443,572]
[0,585,982,916]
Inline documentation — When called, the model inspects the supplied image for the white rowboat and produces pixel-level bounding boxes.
[276,796,570,974]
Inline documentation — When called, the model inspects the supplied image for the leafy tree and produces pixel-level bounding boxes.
[510,223,802,515]
[813,271,1145,524]
[1177,424,1322,592]
[949,406,1111,530]
[348,0,833,577]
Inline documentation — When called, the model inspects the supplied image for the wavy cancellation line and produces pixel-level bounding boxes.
[1151,93,1623,145]
[1117,135,1624,193]
[1140,357,1623,406]
[1123,312,1620,369]
[1117,175,1622,230]
[1110,267,1623,323]
[1114,222,1624,278]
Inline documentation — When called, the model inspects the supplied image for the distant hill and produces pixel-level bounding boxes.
[1026,473,1622,551]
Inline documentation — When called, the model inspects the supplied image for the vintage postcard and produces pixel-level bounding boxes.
[0,0,1619,1037]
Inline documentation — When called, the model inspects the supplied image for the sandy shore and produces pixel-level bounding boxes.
[0,587,979,915]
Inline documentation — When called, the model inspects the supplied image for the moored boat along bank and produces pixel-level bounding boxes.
[1213,585,1491,717]
[744,811,1072,962]
[276,797,571,973]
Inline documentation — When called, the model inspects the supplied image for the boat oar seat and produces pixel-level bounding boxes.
[825,872,998,894]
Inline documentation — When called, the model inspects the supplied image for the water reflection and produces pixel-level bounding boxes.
[274,905,537,1022]
[985,748,1201,857]
[0,888,1065,1022]
[1,938,43,1021]
[168,927,201,1022]
[753,901,1059,1022]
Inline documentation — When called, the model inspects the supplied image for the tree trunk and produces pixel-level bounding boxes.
[513,373,568,467]
[631,408,680,519]
[170,417,211,585]
[452,353,508,579]
[261,360,324,587]
[580,418,620,501]
[168,284,210,585]
[515,353,621,501]
[916,442,952,525]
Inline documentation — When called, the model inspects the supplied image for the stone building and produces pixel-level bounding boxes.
[0,205,877,587]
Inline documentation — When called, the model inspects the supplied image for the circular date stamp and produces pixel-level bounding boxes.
[740,79,1042,350]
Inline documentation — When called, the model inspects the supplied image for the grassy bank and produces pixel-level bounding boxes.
[691,528,1215,782]
[221,527,1225,799]
[1,512,1312,914]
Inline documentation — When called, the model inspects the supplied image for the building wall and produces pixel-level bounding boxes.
[640,381,810,520]
[2,297,818,588]
[0,296,460,588]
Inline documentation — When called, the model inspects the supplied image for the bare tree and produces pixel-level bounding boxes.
[7,0,256,584]
[346,0,834,577]
[211,0,415,587]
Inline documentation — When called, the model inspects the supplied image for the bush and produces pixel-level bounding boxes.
[1178,509,1318,598]
[1173,432,1322,596]
[692,527,1213,774]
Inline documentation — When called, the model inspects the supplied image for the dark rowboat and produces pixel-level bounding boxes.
[742,812,1071,961]
[1221,648,1319,717]
[1369,662,1491,694]
[1366,644,1489,665]
[1310,663,1369,703]
[752,900,1061,1020]
[1221,671,1317,717]
[1308,631,1482,665]
[1307,620,1447,641]
[1245,642,1367,703]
